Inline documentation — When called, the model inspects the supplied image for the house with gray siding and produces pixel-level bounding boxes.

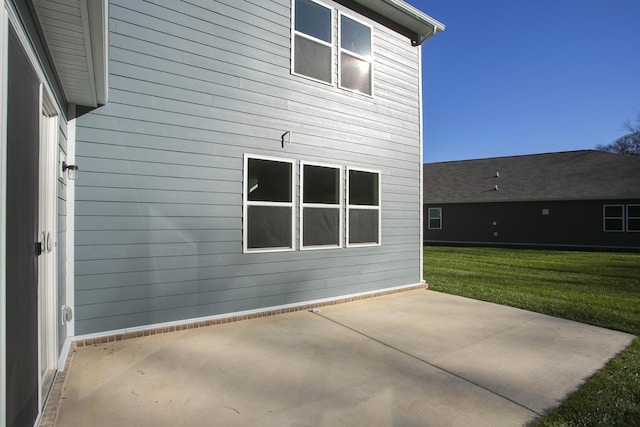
[424,150,640,251]
[1,1,443,425]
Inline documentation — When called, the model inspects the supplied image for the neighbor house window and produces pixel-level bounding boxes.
[347,168,380,246]
[301,162,343,249]
[603,205,624,232]
[627,205,640,232]
[428,207,442,229]
[292,0,333,84]
[244,155,295,252]
[339,12,373,95]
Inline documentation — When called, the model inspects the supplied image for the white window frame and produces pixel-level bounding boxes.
[346,167,381,247]
[603,204,625,232]
[428,207,442,230]
[626,204,640,232]
[338,11,374,96]
[243,154,296,253]
[291,0,334,86]
[300,161,343,250]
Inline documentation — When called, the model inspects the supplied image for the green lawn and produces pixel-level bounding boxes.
[423,246,640,426]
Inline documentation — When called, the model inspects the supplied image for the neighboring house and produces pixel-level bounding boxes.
[1,1,443,425]
[423,150,640,250]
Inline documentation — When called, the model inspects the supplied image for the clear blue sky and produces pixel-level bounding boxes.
[406,0,640,163]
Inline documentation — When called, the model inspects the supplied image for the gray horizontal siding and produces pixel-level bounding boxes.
[75,265,418,318]
[74,0,424,334]
[76,267,418,333]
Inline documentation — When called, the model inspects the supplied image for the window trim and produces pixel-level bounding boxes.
[243,154,296,253]
[346,167,381,247]
[300,161,343,250]
[627,204,640,233]
[338,11,374,96]
[428,207,442,230]
[291,0,335,86]
[603,204,625,232]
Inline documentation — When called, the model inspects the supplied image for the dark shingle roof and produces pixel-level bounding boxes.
[423,150,640,203]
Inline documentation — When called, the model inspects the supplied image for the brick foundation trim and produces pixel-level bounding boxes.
[74,283,426,348]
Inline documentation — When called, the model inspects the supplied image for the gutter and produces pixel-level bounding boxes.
[379,0,445,45]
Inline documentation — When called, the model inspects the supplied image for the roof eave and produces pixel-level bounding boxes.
[379,0,445,45]
[424,195,640,205]
[348,0,445,45]
[34,0,108,107]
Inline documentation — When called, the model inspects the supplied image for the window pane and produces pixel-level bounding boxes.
[349,169,378,205]
[340,52,371,95]
[303,207,339,246]
[628,205,640,217]
[604,205,623,217]
[341,15,371,57]
[428,208,441,220]
[247,206,292,249]
[604,218,624,231]
[247,158,291,202]
[628,219,640,231]
[349,209,379,244]
[303,165,339,204]
[295,0,331,42]
[294,35,332,83]
[429,219,441,229]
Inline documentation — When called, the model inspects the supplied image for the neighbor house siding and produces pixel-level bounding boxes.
[74,0,423,334]
[424,200,640,250]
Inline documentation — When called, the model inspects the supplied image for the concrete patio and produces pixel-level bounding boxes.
[50,289,635,426]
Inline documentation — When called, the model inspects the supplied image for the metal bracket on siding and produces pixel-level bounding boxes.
[281,131,291,148]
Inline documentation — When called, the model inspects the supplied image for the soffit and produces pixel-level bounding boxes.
[33,0,107,107]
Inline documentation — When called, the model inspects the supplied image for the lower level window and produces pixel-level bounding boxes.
[428,207,442,229]
[347,168,380,246]
[627,205,640,232]
[301,162,343,249]
[603,205,624,232]
[244,156,384,251]
[244,155,294,252]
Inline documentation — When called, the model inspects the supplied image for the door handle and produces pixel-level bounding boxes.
[46,231,53,253]
[37,231,54,255]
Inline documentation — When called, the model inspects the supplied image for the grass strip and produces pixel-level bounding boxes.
[423,246,640,426]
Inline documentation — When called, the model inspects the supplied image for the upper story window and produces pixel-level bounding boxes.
[339,13,372,95]
[292,0,374,96]
[293,0,333,84]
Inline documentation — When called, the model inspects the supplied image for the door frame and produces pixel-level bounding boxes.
[38,89,59,406]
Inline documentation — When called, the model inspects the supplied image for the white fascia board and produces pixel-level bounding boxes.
[381,0,445,33]
[85,0,108,105]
